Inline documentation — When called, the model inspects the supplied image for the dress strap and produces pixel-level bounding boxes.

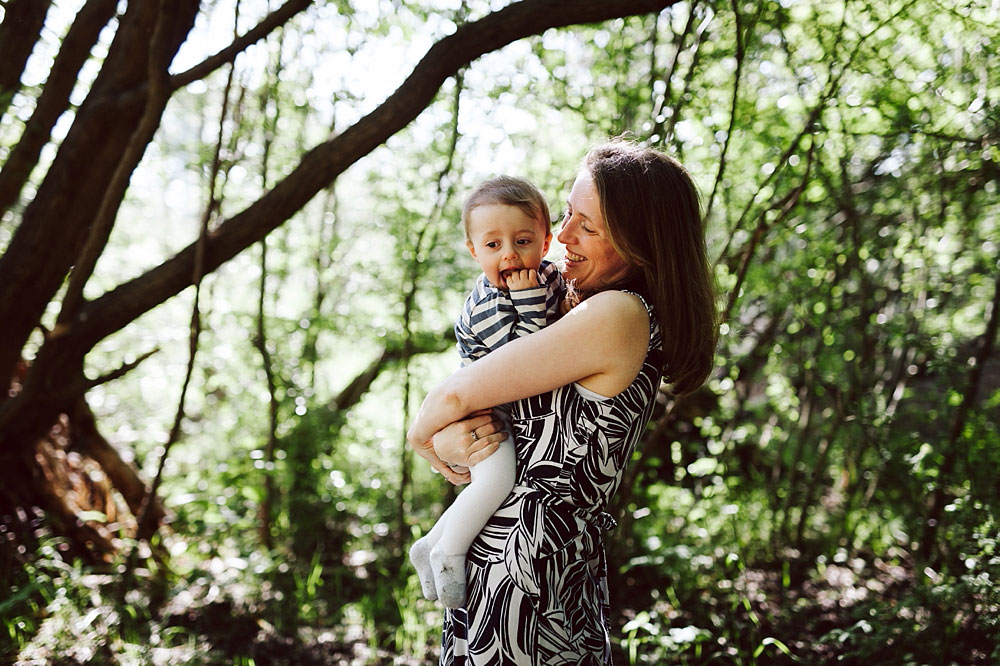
[621,290,663,366]
[621,290,655,332]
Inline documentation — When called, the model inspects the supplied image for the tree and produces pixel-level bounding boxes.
[0,0,678,555]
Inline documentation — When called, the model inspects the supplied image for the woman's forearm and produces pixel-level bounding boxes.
[407,377,470,449]
[408,291,650,461]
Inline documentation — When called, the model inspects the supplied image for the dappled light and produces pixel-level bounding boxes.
[1,0,998,663]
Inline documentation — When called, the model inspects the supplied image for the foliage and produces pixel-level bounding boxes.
[1,0,998,663]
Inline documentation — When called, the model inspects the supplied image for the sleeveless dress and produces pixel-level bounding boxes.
[439,291,664,665]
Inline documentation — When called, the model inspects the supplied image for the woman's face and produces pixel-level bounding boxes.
[557,169,630,293]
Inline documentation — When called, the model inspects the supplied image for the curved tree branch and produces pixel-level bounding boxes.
[75,0,678,350]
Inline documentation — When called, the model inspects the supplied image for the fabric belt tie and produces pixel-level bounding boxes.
[526,487,618,532]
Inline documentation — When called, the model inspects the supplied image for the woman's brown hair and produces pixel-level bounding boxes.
[585,140,718,395]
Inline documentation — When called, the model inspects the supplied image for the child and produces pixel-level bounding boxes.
[409,175,565,608]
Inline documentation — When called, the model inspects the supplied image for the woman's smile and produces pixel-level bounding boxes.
[557,171,629,292]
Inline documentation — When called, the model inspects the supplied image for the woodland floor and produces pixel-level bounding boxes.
[12,550,996,665]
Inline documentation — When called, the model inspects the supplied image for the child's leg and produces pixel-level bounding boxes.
[431,437,515,607]
[409,467,479,601]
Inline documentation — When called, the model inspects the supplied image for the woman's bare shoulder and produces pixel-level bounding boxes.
[569,289,649,336]
[566,290,650,397]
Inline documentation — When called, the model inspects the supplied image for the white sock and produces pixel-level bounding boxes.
[409,536,437,600]
[431,548,468,608]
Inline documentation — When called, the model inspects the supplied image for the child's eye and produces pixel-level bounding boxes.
[485,241,499,249]
[516,238,532,245]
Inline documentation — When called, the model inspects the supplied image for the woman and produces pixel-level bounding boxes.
[408,140,718,665]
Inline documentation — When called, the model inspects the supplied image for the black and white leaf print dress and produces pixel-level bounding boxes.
[440,291,663,665]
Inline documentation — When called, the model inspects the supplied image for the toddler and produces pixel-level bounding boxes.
[409,175,564,608]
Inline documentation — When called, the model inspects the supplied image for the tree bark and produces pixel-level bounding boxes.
[0,0,201,403]
[0,0,119,216]
[69,397,164,527]
[0,0,53,120]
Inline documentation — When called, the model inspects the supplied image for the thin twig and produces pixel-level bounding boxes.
[255,16,285,550]
[170,0,312,90]
[722,137,816,325]
[649,0,698,143]
[703,0,745,222]
[131,1,240,547]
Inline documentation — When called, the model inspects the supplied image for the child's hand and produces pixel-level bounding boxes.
[560,288,581,315]
[506,269,539,291]
[559,278,581,315]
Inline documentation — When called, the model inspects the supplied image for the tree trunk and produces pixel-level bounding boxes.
[69,397,164,527]
[0,1,200,396]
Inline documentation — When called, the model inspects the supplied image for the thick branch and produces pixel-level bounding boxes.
[58,0,174,323]
[0,0,53,121]
[0,0,118,216]
[0,0,200,403]
[75,0,678,349]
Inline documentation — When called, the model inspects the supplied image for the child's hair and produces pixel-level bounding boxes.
[461,176,551,240]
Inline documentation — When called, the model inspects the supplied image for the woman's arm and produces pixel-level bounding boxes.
[407,290,650,463]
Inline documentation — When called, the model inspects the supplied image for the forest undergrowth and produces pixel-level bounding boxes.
[4,503,998,665]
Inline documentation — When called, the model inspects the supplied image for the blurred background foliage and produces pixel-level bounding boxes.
[1,0,998,663]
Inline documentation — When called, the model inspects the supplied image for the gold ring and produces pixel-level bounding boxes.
[471,428,479,441]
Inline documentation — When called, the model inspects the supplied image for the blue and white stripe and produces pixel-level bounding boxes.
[455,260,565,364]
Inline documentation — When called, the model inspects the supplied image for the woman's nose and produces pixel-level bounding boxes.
[557,220,573,244]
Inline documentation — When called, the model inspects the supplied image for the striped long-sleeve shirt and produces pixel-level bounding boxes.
[455,260,565,365]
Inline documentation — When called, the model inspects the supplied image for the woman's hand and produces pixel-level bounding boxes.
[433,410,506,469]
[408,433,472,485]
[407,410,506,486]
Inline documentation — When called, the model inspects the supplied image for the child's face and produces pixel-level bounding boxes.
[466,204,551,290]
